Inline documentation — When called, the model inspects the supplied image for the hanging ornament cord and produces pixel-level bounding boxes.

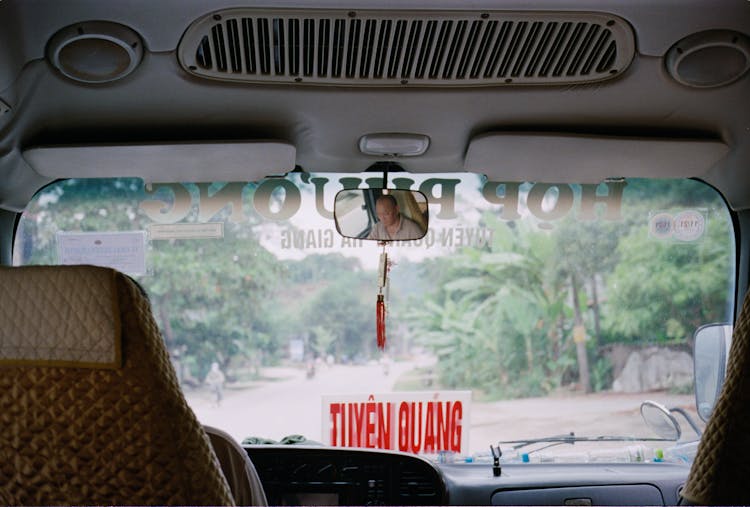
[376,244,388,350]
[376,293,386,350]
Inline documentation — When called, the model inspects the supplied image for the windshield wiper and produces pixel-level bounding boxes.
[500,431,675,454]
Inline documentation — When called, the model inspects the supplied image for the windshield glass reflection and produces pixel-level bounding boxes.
[15,175,734,462]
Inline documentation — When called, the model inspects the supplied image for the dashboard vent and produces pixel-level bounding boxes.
[178,9,634,86]
[398,469,439,499]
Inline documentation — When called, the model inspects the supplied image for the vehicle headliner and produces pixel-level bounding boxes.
[0,0,748,212]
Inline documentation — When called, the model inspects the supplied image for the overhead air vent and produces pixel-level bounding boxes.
[47,21,144,84]
[178,9,634,86]
[666,30,750,88]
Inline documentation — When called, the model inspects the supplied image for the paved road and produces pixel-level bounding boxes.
[187,361,703,455]
[188,361,413,444]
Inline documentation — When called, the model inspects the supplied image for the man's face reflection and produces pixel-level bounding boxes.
[375,197,399,227]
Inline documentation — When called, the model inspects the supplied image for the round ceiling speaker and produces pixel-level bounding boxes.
[47,21,144,84]
[666,30,750,88]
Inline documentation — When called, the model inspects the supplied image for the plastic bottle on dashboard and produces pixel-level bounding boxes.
[519,445,651,464]
[470,450,493,464]
[627,444,650,462]
[519,452,588,463]
[662,441,699,463]
[586,445,650,463]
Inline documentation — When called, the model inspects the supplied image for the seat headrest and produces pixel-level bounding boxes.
[0,265,122,369]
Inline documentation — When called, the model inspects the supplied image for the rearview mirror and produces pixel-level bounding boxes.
[693,323,732,422]
[333,189,428,241]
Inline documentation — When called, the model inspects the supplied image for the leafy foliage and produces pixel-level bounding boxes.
[603,217,733,343]
[406,180,734,398]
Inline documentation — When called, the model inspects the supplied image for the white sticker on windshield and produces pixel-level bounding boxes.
[648,209,706,242]
[57,231,147,275]
[648,212,674,240]
[149,222,224,240]
[673,210,706,242]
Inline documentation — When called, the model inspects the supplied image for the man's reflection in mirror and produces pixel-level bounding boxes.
[367,194,425,240]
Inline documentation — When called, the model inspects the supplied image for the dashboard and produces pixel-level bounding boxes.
[244,446,690,506]
[442,462,689,505]
[244,445,447,505]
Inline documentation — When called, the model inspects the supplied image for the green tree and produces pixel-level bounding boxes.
[408,217,576,398]
[145,228,283,380]
[275,253,375,362]
[604,217,733,344]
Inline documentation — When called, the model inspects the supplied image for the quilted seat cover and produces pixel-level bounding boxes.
[0,265,234,505]
[682,290,750,504]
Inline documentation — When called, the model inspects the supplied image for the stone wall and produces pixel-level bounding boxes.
[610,346,693,393]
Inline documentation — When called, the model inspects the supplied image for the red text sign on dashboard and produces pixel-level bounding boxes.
[322,391,471,455]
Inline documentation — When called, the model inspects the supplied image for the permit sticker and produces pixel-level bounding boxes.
[322,391,470,456]
[649,212,674,240]
[149,222,224,240]
[673,210,706,242]
[57,231,147,275]
[648,210,706,242]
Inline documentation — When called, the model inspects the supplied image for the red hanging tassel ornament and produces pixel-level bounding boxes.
[376,293,386,350]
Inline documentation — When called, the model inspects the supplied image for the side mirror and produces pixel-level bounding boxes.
[693,323,732,422]
[640,401,681,440]
[333,189,428,241]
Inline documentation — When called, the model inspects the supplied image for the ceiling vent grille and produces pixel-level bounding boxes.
[178,9,634,86]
